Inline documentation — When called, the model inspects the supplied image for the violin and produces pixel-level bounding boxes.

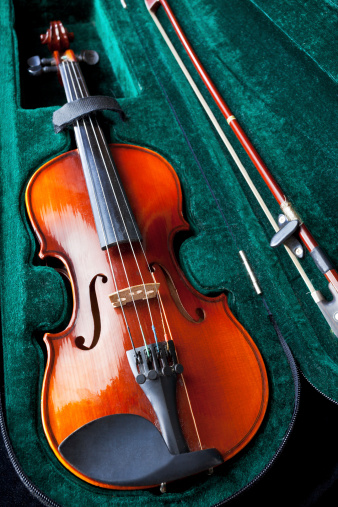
[25,21,268,490]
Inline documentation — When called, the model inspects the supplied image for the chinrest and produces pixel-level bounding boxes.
[59,413,223,486]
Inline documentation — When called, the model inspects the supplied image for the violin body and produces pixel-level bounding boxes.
[26,142,268,489]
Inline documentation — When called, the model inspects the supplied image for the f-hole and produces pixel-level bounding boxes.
[75,274,108,350]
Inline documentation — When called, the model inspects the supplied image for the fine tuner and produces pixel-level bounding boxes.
[28,50,99,76]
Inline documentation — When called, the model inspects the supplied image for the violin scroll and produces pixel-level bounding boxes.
[40,21,74,52]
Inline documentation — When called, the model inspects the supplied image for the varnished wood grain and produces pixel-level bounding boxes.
[25,144,268,489]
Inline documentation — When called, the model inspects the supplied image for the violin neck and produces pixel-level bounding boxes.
[58,60,141,249]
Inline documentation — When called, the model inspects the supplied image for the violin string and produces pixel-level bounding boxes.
[91,103,203,444]
[66,61,160,352]
[85,59,203,447]
[91,108,171,343]
[68,59,169,348]
[72,63,161,346]
[64,60,152,353]
[61,60,140,353]
[65,58,201,447]
[93,115,171,342]
[82,68,172,344]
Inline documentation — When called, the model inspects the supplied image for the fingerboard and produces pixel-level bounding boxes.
[59,60,141,250]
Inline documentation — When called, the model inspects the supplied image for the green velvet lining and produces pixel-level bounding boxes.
[0,0,336,505]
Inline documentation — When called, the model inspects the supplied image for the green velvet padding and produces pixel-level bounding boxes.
[0,0,336,505]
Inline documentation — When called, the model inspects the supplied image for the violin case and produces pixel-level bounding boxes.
[0,0,337,505]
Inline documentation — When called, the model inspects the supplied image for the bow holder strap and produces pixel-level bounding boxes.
[53,95,126,133]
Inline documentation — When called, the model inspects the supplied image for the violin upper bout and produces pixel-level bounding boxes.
[26,150,88,256]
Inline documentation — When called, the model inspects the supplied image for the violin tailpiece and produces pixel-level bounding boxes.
[127,340,187,455]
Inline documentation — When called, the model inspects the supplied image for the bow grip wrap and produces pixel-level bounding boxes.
[53,95,126,133]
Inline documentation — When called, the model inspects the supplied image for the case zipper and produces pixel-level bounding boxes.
[0,372,60,506]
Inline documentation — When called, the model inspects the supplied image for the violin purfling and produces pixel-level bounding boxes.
[26,21,268,489]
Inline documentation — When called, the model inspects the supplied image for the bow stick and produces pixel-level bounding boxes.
[145,0,338,337]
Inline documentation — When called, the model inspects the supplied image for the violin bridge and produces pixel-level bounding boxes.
[109,283,160,308]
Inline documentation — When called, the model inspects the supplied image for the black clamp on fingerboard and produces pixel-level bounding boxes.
[53,95,126,133]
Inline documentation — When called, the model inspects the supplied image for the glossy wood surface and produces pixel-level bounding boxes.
[26,144,268,489]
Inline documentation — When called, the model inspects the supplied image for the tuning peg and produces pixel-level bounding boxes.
[76,50,99,65]
[28,65,43,76]
[27,55,41,68]
[41,57,56,65]
[41,66,58,73]
[28,55,57,77]
[28,64,58,76]
[28,55,56,68]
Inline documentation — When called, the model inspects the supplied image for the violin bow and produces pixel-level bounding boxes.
[145,0,338,337]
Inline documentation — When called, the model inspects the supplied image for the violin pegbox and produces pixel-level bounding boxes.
[27,20,99,77]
